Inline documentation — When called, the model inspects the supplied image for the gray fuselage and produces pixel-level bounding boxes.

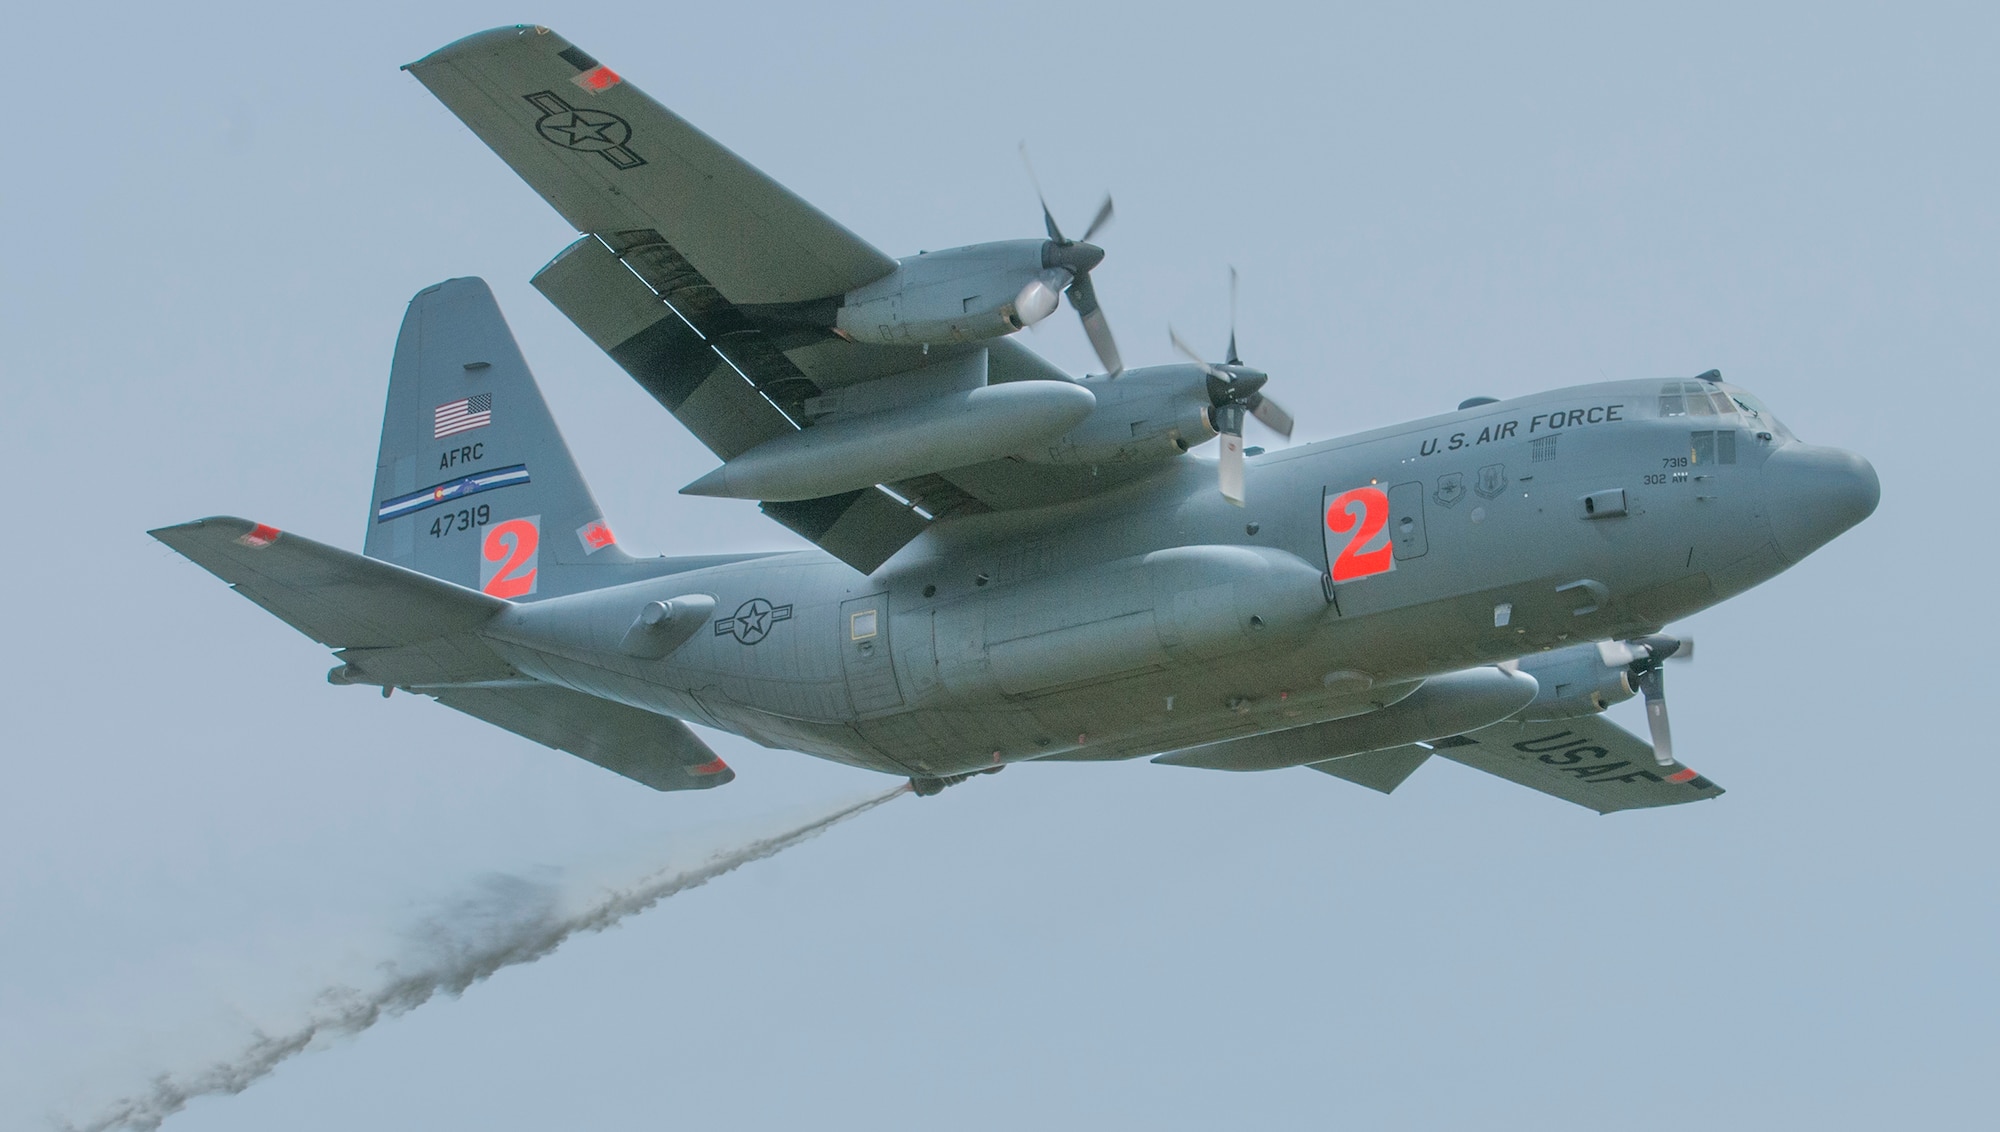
[482,376,1877,779]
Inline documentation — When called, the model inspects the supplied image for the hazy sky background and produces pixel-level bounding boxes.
[3,2,1993,1128]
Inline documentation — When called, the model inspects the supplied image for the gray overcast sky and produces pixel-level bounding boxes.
[3,1,1994,1128]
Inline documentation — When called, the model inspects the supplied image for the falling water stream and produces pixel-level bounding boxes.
[60,786,909,1132]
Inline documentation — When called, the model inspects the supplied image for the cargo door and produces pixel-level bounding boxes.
[1322,481,1427,617]
[840,594,903,715]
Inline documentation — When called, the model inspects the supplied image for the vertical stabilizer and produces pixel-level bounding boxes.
[364,277,634,600]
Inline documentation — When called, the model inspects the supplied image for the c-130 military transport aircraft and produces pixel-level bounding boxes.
[154,26,1879,813]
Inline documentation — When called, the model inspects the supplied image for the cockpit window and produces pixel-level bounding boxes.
[1658,380,1734,418]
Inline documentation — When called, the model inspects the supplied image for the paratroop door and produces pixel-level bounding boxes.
[840,594,903,715]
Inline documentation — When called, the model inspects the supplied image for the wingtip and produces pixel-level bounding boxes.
[406,24,563,73]
[147,515,251,539]
[687,756,735,787]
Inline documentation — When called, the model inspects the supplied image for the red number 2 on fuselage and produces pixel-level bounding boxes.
[1326,487,1395,582]
[481,519,540,598]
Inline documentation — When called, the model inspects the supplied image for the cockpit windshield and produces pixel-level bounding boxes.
[1655,379,1734,419]
[1720,387,1794,440]
[1655,379,1794,439]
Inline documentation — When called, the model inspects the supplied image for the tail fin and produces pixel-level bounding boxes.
[365,277,635,600]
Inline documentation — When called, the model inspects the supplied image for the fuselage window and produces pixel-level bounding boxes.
[1690,430,1739,465]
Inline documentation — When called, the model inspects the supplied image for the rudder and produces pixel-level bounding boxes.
[365,277,634,600]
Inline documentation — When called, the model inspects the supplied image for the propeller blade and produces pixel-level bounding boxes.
[1080,307,1123,377]
[1246,392,1295,440]
[1219,431,1246,506]
[1212,401,1248,505]
[1636,666,1674,765]
[1169,326,1226,379]
[1067,273,1123,376]
[1226,265,1241,366]
[1018,142,1065,243]
[1080,194,1115,243]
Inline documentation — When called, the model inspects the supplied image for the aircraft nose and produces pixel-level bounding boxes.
[1764,443,1880,563]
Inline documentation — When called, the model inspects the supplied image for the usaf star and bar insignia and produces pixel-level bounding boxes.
[714,598,793,646]
[525,90,645,170]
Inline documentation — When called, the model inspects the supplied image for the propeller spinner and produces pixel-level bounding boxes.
[1170,270,1296,506]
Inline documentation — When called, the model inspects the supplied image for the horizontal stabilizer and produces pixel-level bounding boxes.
[430,685,733,791]
[152,517,503,648]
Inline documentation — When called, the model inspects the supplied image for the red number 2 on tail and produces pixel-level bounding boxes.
[481,519,540,598]
[1326,487,1394,582]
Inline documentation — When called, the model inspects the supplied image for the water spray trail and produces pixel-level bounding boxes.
[61,785,909,1132]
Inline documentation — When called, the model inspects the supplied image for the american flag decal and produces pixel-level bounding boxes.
[434,393,492,438]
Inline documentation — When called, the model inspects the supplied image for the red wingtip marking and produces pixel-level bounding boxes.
[688,757,730,777]
[239,523,281,548]
[574,65,622,92]
[1666,767,1698,784]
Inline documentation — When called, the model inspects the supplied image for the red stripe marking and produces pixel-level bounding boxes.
[574,65,622,92]
[688,757,730,777]
[238,523,281,548]
[1666,767,1698,784]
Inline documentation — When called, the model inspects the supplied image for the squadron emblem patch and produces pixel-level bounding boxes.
[524,91,645,170]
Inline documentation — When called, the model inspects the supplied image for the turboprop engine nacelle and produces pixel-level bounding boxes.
[1018,365,1218,466]
[1512,642,1637,720]
[833,240,1080,346]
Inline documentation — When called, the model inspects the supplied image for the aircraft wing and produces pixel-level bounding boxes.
[409,27,1108,573]
[1310,713,1724,814]
[526,231,1053,572]
[404,26,895,305]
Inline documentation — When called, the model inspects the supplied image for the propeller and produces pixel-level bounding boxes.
[1224,267,1294,439]
[1020,144,1122,375]
[1597,635,1693,765]
[1169,270,1296,506]
[1171,330,1270,507]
